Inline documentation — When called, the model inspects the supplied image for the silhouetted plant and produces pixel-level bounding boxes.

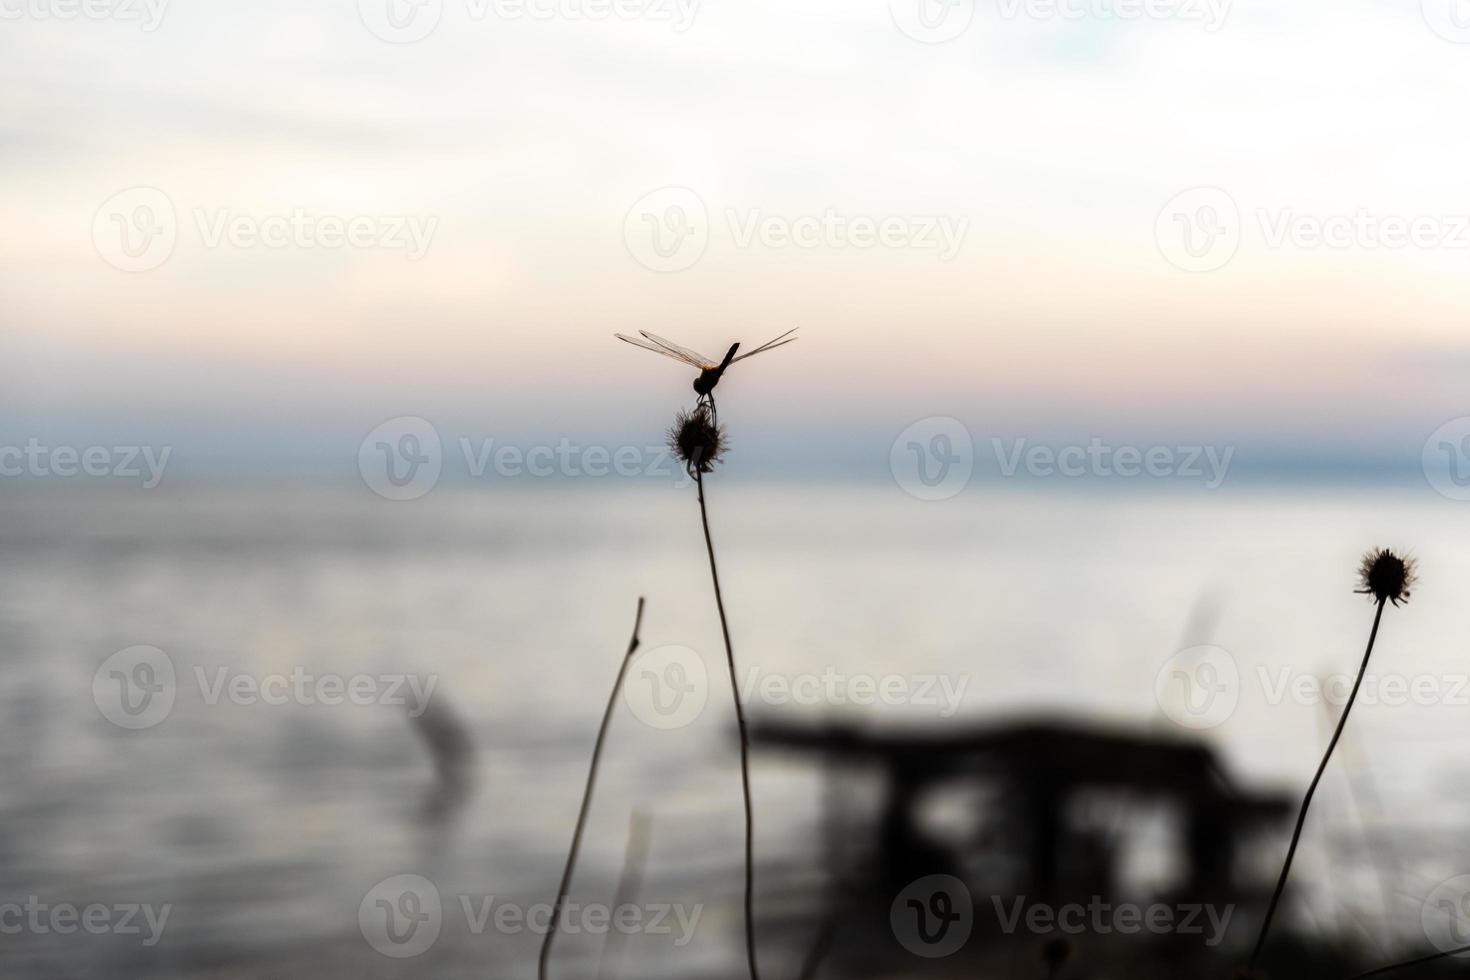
[1248,549,1417,972]
[668,404,727,476]
[539,597,645,980]
[671,396,760,980]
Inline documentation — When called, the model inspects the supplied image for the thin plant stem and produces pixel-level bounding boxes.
[538,597,646,980]
[1345,945,1470,979]
[694,467,761,980]
[1249,597,1388,971]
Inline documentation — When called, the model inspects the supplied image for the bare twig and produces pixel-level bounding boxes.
[539,597,646,980]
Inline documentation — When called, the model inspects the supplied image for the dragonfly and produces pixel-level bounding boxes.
[615,328,798,397]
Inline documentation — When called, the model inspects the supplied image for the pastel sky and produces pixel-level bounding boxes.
[4,0,1470,478]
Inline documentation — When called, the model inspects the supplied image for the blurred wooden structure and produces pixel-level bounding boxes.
[751,714,1292,901]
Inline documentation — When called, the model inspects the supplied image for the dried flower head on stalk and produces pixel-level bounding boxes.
[1356,548,1416,606]
[618,328,799,980]
[1247,547,1417,975]
[668,404,727,476]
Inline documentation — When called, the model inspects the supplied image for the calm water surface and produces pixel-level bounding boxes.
[1,480,1467,977]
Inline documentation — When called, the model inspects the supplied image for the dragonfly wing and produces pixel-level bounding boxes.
[730,328,799,362]
[638,331,718,370]
[615,333,699,366]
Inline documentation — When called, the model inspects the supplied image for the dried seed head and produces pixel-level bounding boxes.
[668,405,726,475]
[1356,548,1416,606]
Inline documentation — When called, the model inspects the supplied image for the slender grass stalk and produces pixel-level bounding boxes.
[1249,596,1387,971]
[694,466,761,980]
[1345,944,1470,979]
[539,597,646,980]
